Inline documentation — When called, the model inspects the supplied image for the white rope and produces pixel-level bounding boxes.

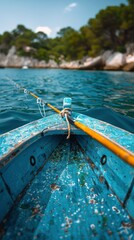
[6,77,47,118]
[37,98,46,118]
[60,108,71,139]
[23,89,29,100]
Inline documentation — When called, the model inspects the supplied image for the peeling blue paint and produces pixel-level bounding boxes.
[1,139,134,240]
[0,112,134,239]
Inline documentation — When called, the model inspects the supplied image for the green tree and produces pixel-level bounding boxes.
[57,27,85,60]
[12,24,27,36]
[79,26,95,56]
[57,27,74,37]
[11,25,37,56]
[120,5,134,44]
[0,31,13,54]
[36,31,47,41]
[0,0,133,61]
[32,32,48,49]
[88,6,122,52]
[127,0,134,4]
[35,48,49,61]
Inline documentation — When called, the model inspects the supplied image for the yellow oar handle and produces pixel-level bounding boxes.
[28,91,61,114]
[29,92,39,99]
[74,120,134,167]
[47,103,61,114]
[18,86,134,167]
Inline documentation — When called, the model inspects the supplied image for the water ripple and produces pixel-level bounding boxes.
[0,69,134,133]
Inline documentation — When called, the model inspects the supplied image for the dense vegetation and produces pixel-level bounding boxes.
[0,0,133,62]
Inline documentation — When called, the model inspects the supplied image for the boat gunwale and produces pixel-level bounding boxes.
[0,125,85,169]
[0,112,134,169]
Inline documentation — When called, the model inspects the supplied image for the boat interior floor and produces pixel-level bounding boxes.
[1,136,134,240]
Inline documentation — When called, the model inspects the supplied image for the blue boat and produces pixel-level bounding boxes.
[0,98,134,240]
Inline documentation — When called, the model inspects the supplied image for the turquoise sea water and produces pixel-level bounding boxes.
[0,68,134,134]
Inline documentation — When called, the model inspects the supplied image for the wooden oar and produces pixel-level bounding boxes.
[22,90,134,167]
[9,81,134,167]
[69,117,134,167]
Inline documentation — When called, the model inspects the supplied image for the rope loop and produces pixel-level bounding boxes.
[24,89,28,94]
[37,97,42,104]
[37,98,46,118]
[60,108,71,139]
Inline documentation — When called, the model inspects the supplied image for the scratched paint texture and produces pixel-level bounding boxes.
[1,139,134,240]
[0,114,65,166]
[0,112,134,239]
[72,112,134,153]
[0,112,134,167]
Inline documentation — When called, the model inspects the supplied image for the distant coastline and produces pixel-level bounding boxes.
[0,46,134,71]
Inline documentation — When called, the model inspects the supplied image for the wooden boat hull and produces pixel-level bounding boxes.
[0,112,134,239]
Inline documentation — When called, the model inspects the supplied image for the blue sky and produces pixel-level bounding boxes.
[0,0,128,37]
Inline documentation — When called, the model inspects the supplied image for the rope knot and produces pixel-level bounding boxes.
[60,108,71,139]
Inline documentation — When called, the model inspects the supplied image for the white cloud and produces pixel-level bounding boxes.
[65,2,77,12]
[35,26,52,36]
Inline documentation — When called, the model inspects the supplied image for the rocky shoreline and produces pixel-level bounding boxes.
[0,47,134,71]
